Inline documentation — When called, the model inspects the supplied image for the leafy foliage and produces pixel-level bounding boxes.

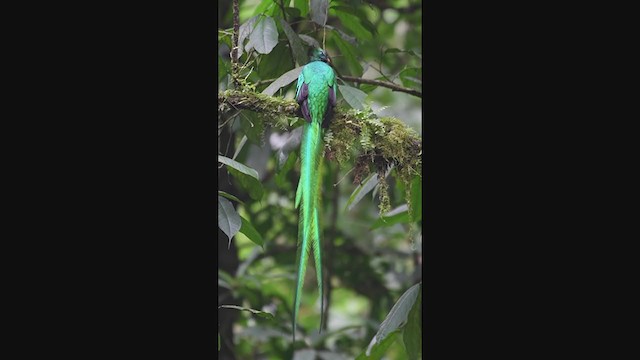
[219,0,422,358]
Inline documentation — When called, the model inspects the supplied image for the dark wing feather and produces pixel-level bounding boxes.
[296,83,312,123]
[322,85,336,129]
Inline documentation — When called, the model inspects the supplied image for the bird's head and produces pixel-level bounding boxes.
[309,47,331,65]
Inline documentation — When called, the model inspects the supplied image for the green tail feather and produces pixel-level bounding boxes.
[293,121,324,343]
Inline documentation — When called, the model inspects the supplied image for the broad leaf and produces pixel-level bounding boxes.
[239,216,264,248]
[364,283,421,357]
[279,17,307,66]
[294,0,309,17]
[249,16,279,54]
[346,172,378,211]
[371,204,411,229]
[218,196,241,246]
[335,11,372,41]
[218,190,244,204]
[252,0,276,16]
[228,167,264,200]
[262,66,303,96]
[338,84,367,110]
[218,305,275,320]
[326,25,357,46]
[330,5,361,17]
[385,48,421,58]
[399,67,422,89]
[258,41,293,80]
[238,16,259,58]
[403,284,422,359]
[232,135,248,160]
[332,32,362,76]
[218,155,264,200]
[218,155,259,180]
[310,0,328,26]
[355,330,401,360]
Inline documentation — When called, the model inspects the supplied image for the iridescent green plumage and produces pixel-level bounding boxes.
[292,48,337,342]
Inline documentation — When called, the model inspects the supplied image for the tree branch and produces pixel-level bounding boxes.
[218,89,422,183]
[231,0,240,87]
[341,76,422,98]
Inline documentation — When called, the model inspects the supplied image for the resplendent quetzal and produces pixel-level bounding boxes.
[292,47,337,341]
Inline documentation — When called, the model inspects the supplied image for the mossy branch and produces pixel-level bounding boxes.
[218,89,422,185]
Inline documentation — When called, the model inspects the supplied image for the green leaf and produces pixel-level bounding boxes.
[218,155,259,180]
[229,167,264,200]
[371,205,411,229]
[218,304,275,320]
[399,67,422,89]
[232,135,248,160]
[338,84,367,110]
[363,283,422,358]
[239,216,264,248]
[335,12,372,41]
[218,155,264,200]
[249,16,279,54]
[403,284,422,359]
[252,0,276,16]
[330,5,361,17]
[279,17,308,66]
[258,41,293,80]
[218,190,244,204]
[262,66,303,96]
[218,196,241,246]
[294,0,309,17]
[346,172,378,211]
[410,176,422,222]
[310,0,328,26]
[332,32,362,76]
[359,76,385,94]
[385,48,421,58]
[355,330,401,360]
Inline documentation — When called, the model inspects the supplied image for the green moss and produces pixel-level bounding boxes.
[219,89,422,209]
[377,168,391,215]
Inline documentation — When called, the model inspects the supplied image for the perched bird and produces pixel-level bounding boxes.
[292,47,337,342]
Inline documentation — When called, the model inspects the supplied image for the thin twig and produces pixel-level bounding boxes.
[231,0,240,87]
[340,75,422,98]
